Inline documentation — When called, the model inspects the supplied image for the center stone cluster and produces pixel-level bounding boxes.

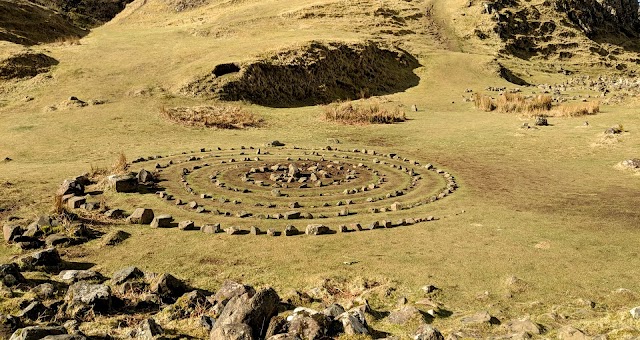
[244,161,358,189]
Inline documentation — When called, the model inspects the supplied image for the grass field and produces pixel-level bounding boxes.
[1,0,640,338]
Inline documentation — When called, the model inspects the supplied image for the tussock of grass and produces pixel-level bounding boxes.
[323,102,407,124]
[111,152,128,175]
[161,105,262,129]
[474,93,599,117]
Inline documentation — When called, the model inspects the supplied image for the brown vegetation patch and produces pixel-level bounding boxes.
[474,93,599,117]
[323,102,407,125]
[161,105,262,129]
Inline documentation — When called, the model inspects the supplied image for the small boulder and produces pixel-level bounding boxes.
[285,225,298,236]
[66,197,86,210]
[64,282,112,318]
[178,220,197,231]
[137,169,154,183]
[134,318,163,339]
[534,116,548,126]
[9,326,67,340]
[150,215,174,228]
[504,318,541,334]
[630,306,640,319]
[149,273,188,303]
[3,225,23,243]
[44,234,72,248]
[58,270,104,284]
[0,263,24,287]
[201,224,221,234]
[387,305,423,325]
[56,180,84,197]
[19,248,61,269]
[337,309,368,335]
[558,326,588,340]
[104,209,124,219]
[461,311,500,325]
[305,224,330,236]
[111,266,144,285]
[127,208,154,224]
[414,324,444,340]
[209,323,253,340]
[107,174,138,193]
[102,230,130,246]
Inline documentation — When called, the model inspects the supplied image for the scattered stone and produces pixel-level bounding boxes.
[3,224,23,243]
[102,230,130,246]
[209,323,253,340]
[505,318,541,334]
[250,226,261,235]
[0,263,24,286]
[107,174,138,193]
[20,248,61,269]
[305,224,330,236]
[284,211,301,220]
[461,311,500,325]
[558,326,588,340]
[630,306,640,319]
[64,282,112,318]
[127,208,154,224]
[56,179,84,197]
[137,169,154,183]
[212,287,280,339]
[201,224,221,234]
[66,196,86,210]
[337,308,369,335]
[149,273,188,303]
[534,116,548,126]
[266,141,285,147]
[9,326,67,340]
[225,226,241,235]
[58,270,104,283]
[267,228,278,236]
[414,324,444,340]
[178,220,197,231]
[104,209,124,219]
[111,266,144,285]
[44,234,72,248]
[31,283,54,299]
[387,305,423,325]
[150,215,174,228]
[285,225,299,236]
[134,318,164,339]
[621,159,640,169]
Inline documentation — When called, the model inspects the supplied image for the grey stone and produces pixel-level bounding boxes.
[135,318,163,339]
[107,174,138,193]
[178,220,197,231]
[66,196,85,210]
[45,234,72,248]
[59,270,103,283]
[284,211,301,220]
[505,318,541,334]
[305,224,330,236]
[3,225,23,243]
[337,309,368,335]
[461,311,499,325]
[111,266,144,285]
[104,209,124,219]
[150,215,174,228]
[20,248,61,269]
[102,230,130,246]
[64,282,112,318]
[201,224,221,234]
[209,323,253,340]
[212,288,280,339]
[56,179,84,197]
[127,208,154,224]
[285,225,298,236]
[9,326,67,340]
[137,169,154,183]
[0,263,24,286]
[387,305,423,325]
[414,324,444,340]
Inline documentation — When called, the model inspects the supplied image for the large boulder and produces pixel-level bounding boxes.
[64,282,112,318]
[212,281,256,307]
[212,288,281,339]
[287,308,330,340]
[209,323,253,340]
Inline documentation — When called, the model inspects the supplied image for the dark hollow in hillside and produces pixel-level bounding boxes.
[182,41,421,108]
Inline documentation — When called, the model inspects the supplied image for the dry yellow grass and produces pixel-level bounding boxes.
[111,152,128,174]
[323,102,407,124]
[474,93,599,117]
[161,105,262,129]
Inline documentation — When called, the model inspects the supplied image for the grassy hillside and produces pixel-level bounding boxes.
[0,0,639,338]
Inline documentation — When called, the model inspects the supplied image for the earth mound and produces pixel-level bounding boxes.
[0,51,58,80]
[180,41,421,107]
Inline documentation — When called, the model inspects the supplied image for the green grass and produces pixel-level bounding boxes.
[1,0,640,338]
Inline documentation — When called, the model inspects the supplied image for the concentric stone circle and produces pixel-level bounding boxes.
[127,145,459,234]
